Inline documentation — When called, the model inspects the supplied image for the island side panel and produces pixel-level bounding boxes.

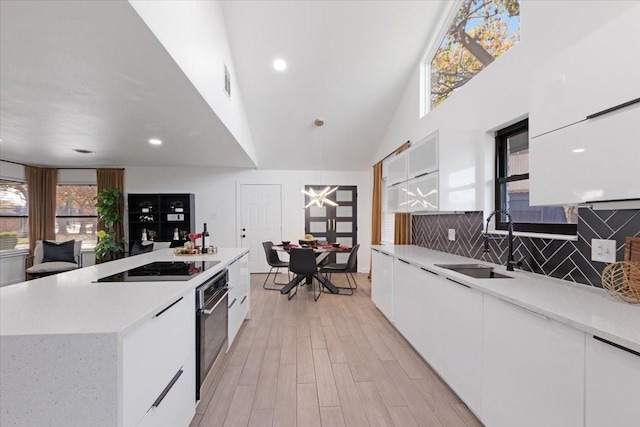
[0,333,119,427]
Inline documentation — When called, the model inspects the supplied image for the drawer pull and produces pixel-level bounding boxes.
[398,259,410,264]
[421,267,437,275]
[151,368,183,408]
[228,298,237,309]
[241,295,247,304]
[446,278,470,289]
[594,336,640,358]
[155,297,183,318]
[586,97,640,120]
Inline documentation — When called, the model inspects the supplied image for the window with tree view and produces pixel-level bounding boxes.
[495,119,578,235]
[430,0,520,110]
[56,185,98,246]
[0,180,29,251]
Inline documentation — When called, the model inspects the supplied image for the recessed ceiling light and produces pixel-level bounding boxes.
[273,59,287,71]
[73,148,94,154]
[149,138,162,145]
[572,148,585,153]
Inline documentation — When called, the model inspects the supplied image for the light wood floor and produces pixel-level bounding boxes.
[190,273,483,427]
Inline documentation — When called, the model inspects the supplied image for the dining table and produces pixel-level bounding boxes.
[273,244,351,295]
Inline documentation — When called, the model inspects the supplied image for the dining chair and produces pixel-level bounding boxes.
[319,243,360,296]
[262,241,290,291]
[286,248,322,301]
[25,240,82,280]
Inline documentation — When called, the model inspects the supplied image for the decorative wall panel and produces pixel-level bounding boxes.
[411,208,640,287]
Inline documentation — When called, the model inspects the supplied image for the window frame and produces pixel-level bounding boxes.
[495,119,577,235]
[55,184,98,245]
[0,179,29,251]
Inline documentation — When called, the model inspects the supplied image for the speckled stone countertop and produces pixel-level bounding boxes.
[372,245,640,353]
[0,248,248,337]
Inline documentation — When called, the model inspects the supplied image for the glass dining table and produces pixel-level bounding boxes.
[273,244,350,294]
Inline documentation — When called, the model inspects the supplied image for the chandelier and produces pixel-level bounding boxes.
[302,186,339,208]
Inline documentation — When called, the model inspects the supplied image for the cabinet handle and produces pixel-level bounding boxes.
[420,267,438,275]
[586,97,640,120]
[446,278,470,289]
[241,295,247,305]
[594,336,640,358]
[398,259,410,264]
[151,368,183,408]
[155,297,183,318]
[228,298,237,309]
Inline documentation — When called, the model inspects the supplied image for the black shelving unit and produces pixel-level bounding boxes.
[127,193,195,252]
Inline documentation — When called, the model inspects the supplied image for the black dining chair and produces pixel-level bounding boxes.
[262,241,290,291]
[319,244,360,296]
[283,248,322,301]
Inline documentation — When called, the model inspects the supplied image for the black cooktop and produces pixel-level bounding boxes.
[96,260,221,282]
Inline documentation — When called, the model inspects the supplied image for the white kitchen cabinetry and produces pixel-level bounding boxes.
[441,277,483,417]
[123,293,195,427]
[228,254,250,348]
[386,150,408,186]
[585,335,640,427]
[386,182,408,214]
[406,173,438,212]
[529,6,640,138]
[371,249,394,322]
[392,259,418,343]
[412,267,445,375]
[530,102,640,205]
[482,295,585,427]
[407,132,438,179]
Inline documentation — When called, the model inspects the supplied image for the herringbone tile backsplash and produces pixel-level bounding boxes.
[411,208,640,288]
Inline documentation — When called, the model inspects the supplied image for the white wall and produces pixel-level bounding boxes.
[376,0,637,164]
[125,167,373,273]
[129,0,257,165]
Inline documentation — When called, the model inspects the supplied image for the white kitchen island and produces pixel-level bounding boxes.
[0,248,249,427]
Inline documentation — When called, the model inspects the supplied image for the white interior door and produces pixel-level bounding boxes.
[240,184,282,273]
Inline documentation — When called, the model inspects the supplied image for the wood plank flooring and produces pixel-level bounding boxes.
[191,273,483,427]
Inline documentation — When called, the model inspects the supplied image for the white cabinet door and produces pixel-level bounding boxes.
[482,295,585,427]
[530,102,640,205]
[407,131,438,179]
[406,173,438,213]
[438,129,483,212]
[585,335,640,427]
[387,151,408,186]
[529,5,640,138]
[442,278,483,417]
[122,293,195,427]
[371,249,394,322]
[392,259,418,343]
[412,267,445,375]
[228,254,250,348]
[386,183,408,213]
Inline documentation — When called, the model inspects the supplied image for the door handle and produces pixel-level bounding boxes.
[333,219,336,230]
[327,219,330,230]
[241,234,246,238]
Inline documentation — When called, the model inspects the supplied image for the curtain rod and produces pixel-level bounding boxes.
[0,159,123,170]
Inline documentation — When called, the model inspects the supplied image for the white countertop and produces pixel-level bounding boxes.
[373,245,640,353]
[0,248,248,337]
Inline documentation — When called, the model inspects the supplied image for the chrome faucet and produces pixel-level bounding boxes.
[484,209,522,272]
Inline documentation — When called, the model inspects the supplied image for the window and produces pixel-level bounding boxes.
[56,185,98,246]
[495,119,577,235]
[0,180,29,251]
[427,0,520,111]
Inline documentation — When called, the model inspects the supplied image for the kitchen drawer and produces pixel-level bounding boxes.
[122,292,195,427]
[138,352,196,427]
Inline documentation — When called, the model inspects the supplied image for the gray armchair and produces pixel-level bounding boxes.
[26,240,82,280]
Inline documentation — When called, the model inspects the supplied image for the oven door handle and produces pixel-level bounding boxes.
[201,288,230,315]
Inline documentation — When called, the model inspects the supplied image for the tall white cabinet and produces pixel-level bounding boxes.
[371,249,394,322]
[228,253,250,348]
[529,5,640,205]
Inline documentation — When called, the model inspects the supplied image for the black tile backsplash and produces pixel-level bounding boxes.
[411,208,640,287]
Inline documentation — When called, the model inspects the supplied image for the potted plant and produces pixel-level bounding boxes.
[95,188,125,262]
[0,231,18,250]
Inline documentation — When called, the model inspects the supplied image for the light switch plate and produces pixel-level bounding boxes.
[448,229,456,241]
[591,239,617,263]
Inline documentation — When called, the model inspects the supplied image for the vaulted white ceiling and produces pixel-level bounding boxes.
[1,1,449,171]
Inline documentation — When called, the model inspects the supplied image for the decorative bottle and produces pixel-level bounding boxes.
[173,228,180,240]
[141,228,148,241]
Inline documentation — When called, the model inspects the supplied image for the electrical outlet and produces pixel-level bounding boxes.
[448,229,456,241]
[591,239,617,263]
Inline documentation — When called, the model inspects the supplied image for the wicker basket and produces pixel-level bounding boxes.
[601,261,640,304]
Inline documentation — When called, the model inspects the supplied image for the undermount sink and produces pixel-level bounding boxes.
[435,263,513,279]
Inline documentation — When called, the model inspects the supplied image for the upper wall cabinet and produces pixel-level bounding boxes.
[387,151,408,186]
[529,6,640,138]
[438,129,483,212]
[407,132,438,179]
